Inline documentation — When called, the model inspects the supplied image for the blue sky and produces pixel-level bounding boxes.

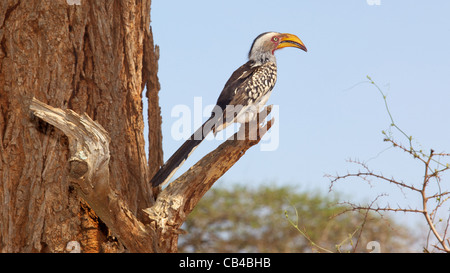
[148,1,450,231]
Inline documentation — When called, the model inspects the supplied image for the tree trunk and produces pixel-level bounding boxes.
[0,0,272,253]
[0,0,156,252]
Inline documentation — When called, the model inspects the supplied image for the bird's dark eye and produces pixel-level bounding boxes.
[272,37,279,42]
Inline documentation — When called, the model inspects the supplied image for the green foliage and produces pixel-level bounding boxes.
[178,184,416,252]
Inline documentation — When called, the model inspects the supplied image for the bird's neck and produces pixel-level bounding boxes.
[249,51,276,66]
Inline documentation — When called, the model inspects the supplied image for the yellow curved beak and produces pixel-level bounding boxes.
[277,33,307,52]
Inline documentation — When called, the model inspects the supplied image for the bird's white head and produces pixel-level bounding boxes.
[248,32,307,65]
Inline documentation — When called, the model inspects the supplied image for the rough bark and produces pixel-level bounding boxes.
[30,97,157,252]
[0,0,156,252]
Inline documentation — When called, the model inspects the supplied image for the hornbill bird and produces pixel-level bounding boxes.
[151,32,307,187]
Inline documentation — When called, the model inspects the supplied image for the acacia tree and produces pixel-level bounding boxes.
[179,185,416,253]
[0,0,271,252]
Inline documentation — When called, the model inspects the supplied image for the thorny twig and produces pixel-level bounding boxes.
[327,77,450,252]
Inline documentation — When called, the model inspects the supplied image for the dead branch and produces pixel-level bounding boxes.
[144,105,274,252]
[326,158,421,193]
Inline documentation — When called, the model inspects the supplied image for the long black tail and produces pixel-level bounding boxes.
[151,116,216,187]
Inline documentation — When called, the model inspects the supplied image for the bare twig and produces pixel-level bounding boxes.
[284,206,333,253]
[327,77,450,252]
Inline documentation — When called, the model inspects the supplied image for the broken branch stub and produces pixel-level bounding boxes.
[29,97,156,252]
[30,97,110,194]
